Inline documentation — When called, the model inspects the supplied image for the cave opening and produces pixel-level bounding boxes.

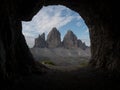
[0,0,118,89]
[22,5,91,71]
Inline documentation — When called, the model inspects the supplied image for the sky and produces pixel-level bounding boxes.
[22,5,90,48]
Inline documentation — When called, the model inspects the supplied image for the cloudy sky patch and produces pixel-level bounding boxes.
[22,5,90,47]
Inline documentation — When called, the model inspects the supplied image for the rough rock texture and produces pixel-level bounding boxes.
[77,40,88,50]
[0,0,44,84]
[47,27,61,48]
[0,0,119,86]
[63,30,78,49]
[34,29,87,49]
[34,33,48,48]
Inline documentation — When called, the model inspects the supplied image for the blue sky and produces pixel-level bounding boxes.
[22,5,90,48]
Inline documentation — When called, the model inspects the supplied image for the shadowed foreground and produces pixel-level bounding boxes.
[4,67,120,90]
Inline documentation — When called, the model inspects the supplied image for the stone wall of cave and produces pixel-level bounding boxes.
[0,0,119,82]
[43,0,119,71]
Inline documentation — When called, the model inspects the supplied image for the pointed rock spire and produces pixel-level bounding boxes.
[34,33,47,48]
[47,27,61,48]
[62,30,78,48]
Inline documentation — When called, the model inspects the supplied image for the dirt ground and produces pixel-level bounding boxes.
[4,66,120,90]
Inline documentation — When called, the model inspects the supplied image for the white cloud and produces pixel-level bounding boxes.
[76,15,82,20]
[81,39,90,46]
[22,5,78,47]
[23,5,75,34]
[85,28,89,33]
[25,36,35,47]
[22,5,89,48]
[76,22,82,27]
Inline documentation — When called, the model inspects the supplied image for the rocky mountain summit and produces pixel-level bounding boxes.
[63,30,79,49]
[47,27,61,48]
[34,27,88,50]
[34,33,48,48]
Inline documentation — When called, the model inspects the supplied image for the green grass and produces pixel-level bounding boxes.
[79,61,89,67]
[41,60,55,66]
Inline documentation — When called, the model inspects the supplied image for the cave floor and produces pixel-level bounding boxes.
[5,67,120,90]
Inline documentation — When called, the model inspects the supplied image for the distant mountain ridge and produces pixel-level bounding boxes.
[34,27,88,50]
[31,27,91,66]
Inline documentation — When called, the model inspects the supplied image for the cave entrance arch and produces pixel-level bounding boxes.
[22,5,91,70]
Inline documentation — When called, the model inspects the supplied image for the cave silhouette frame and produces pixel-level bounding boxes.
[0,0,118,83]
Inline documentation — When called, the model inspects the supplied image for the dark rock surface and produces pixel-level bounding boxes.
[47,27,61,48]
[0,0,44,85]
[34,33,48,48]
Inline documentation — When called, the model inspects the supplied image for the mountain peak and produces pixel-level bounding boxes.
[47,27,61,48]
[53,27,57,30]
[34,27,88,50]
[63,30,78,48]
[34,33,47,48]
[67,30,73,33]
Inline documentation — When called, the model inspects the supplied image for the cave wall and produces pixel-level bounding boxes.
[0,0,42,81]
[0,0,119,82]
[42,0,119,71]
